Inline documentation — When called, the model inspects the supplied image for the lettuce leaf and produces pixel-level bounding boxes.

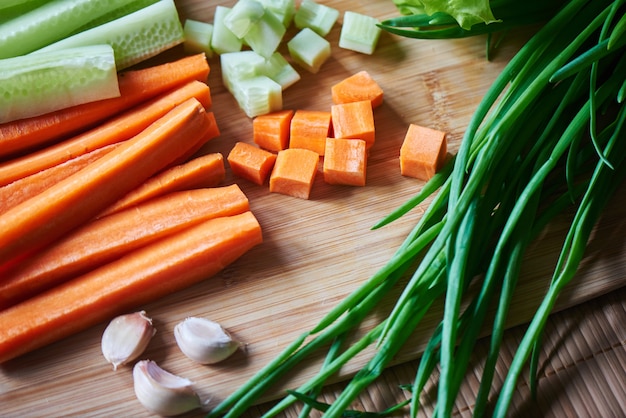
[392,0,500,30]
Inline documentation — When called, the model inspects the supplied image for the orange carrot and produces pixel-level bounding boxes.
[323,137,367,186]
[331,71,384,108]
[253,109,294,152]
[399,123,448,181]
[0,98,211,266]
[99,153,226,218]
[168,110,221,166]
[289,110,332,156]
[0,211,262,363]
[331,100,376,149]
[0,80,212,187]
[0,185,250,309]
[0,143,121,215]
[0,53,210,158]
[227,142,277,186]
[269,148,319,199]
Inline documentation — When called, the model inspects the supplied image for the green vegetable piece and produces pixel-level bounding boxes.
[264,52,300,90]
[0,44,119,123]
[338,11,381,55]
[258,0,296,27]
[32,0,184,70]
[243,7,286,58]
[211,6,243,55]
[220,50,267,92]
[287,27,331,74]
[391,0,499,30]
[232,75,283,118]
[0,0,150,59]
[183,19,214,57]
[293,0,339,36]
[222,0,265,39]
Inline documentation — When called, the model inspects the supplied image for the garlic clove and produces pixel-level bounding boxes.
[133,360,205,416]
[174,317,241,364]
[101,310,155,370]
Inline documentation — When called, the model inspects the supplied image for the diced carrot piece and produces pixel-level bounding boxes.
[331,100,375,149]
[227,142,277,185]
[323,138,367,186]
[0,211,262,363]
[331,71,383,108]
[399,123,448,181]
[269,148,319,199]
[289,109,332,156]
[253,109,294,152]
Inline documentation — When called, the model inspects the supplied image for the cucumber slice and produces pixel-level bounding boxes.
[68,0,160,37]
[293,0,339,37]
[338,11,382,55]
[0,0,151,59]
[222,0,265,39]
[232,75,282,118]
[243,8,285,58]
[258,0,296,27]
[0,44,120,123]
[33,0,184,70]
[287,27,331,74]
[211,5,243,55]
[183,19,214,57]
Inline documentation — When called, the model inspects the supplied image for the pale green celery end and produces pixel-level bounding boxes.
[220,50,266,92]
[31,0,184,70]
[0,44,119,123]
[0,0,140,59]
[243,9,286,58]
[287,27,331,74]
[222,0,265,39]
[233,75,283,118]
[293,0,339,36]
[258,0,296,27]
[211,6,243,55]
[264,52,300,89]
[183,19,214,57]
[339,11,381,55]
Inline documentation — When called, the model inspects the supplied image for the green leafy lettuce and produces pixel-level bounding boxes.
[392,0,500,30]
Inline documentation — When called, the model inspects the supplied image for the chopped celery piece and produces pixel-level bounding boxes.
[211,5,243,55]
[0,0,148,59]
[222,0,265,39]
[243,8,285,58]
[287,27,331,74]
[293,0,339,37]
[0,44,119,123]
[338,11,381,55]
[183,19,214,57]
[258,0,295,27]
[264,52,300,89]
[232,75,282,118]
[33,0,184,70]
[220,50,267,92]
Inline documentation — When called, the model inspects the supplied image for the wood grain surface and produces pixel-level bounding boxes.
[1,1,625,416]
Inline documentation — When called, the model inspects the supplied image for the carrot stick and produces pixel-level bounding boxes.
[0,185,250,309]
[288,109,331,156]
[99,153,226,218]
[253,109,294,152]
[0,211,262,363]
[269,148,319,199]
[0,53,210,158]
[0,98,210,266]
[323,137,367,186]
[227,142,277,185]
[399,123,448,181]
[331,71,384,108]
[0,80,212,187]
[331,100,376,149]
[0,143,120,215]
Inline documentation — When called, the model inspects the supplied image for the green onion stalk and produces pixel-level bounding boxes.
[209,0,626,416]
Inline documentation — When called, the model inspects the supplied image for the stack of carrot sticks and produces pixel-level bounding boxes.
[0,53,263,364]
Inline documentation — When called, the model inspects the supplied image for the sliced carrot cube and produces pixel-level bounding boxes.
[331,71,383,108]
[289,109,331,155]
[253,109,294,152]
[227,142,277,185]
[399,124,447,181]
[269,148,319,199]
[331,100,375,149]
[323,138,367,186]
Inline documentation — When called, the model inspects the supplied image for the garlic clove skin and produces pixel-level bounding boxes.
[101,310,155,370]
[133,360,205,416]
[174,317,241,365]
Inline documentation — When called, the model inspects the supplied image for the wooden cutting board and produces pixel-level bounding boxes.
[2,1,625,416]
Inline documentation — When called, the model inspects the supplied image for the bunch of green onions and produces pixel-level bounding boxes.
[209,0,626,416]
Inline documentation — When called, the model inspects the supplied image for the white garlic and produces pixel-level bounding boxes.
[101,310,155,370]
[174,317,241,364]
[133,360,205,416]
